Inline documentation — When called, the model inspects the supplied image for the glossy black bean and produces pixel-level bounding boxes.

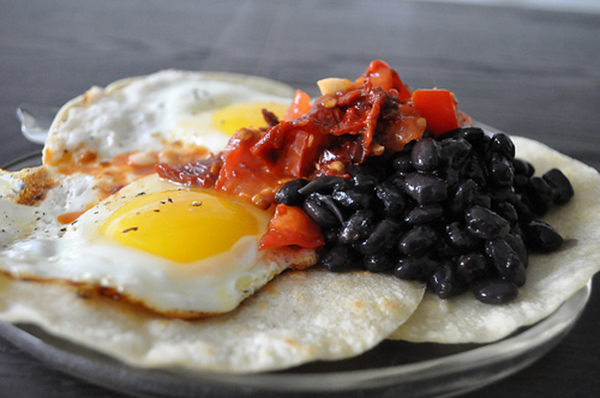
[512,158,535,177]
[404,205,443,224]
[473,279,519,304]
[303,193,342,228]
[392,152,414,172]
[490,133,515,159]
[504,232,529,267]
[464,205,510,239]
[332,188,371,210]
[394,254,438,281]
[543,168,574,205]
[356,219,398,255]
[375,183,406,217]
[398,225,437,255]
[456,253,489,284]
[364,252,395,272]
[351,172,379,191]
[298,176,348,195]
[455,127,486,145]
[484,239,526,286]
[339,210,374,244]
[440,138,472,169]
[429,262,467,299]
[526,176,553,216]
[493,201,519,225]
[523,219,563,252]
[320,244,357,272]
[411,138,441,172]
[449,179,478,215]
[445,222,479,250]
[488,153,514,187]
[404,173,448,205]
[275,178,308,206]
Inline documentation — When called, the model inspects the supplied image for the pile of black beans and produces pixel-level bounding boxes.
[275,127,574,304]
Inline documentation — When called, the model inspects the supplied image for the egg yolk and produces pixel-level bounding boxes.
[211,102,289,136]
[100,190,262,263]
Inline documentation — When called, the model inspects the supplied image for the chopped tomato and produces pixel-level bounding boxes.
[259,204,325,250]
[354,60,412,102]
[283,90,312,121]
[412,89,461,135]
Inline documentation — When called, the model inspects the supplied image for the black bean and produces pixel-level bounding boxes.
[364,252,395,272]
[484,239,526,286]
[526,176,553,217]
[488,186,517,205]
[351,172,379,191]
[392,151,414,172]
[404,204,443,225]
[456,253,489,284]
[375,183,406,217]
[440,138,472,169]
[339,210,374,244]
[449,179,478,216]
[394,254,438,281]
[303,193,342,228]
[490,133,516,159]
[465,205,510,239]
[356,219,398,255]
[398,225,437,256]
[332,188,371,210]
[275,178,308,206]
[464,159,487,187]
[404,173,448,205]
[488,153,514,187]
[504,232,529,267]
[513,174,530,192]
[456,127,486,145]
[523,219,563,252]
[429,262,467,299]
[473,279,519,304]
[473,193,492,209]
[493,201,519,225]
[445,222,479,250]
[298,176,348,195]
[543,168,574,205]
[512,158,535,177]
[513,194,533,222]
[320,244,357,272]
[411,138,441,172]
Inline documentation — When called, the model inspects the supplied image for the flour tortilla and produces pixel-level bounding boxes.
[390,136,600,343]
[0,268,424,373]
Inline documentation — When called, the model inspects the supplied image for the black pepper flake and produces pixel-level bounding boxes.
[160,201,166,205]
[168,197,173,203]
[135,191,146,197]
[154,209,160,212]
[122,227,138,233]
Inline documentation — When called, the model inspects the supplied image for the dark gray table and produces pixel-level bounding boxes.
[1,1,599,397]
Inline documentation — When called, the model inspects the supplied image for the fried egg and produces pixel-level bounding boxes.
[0,173,311,318]
[44,70,295,166]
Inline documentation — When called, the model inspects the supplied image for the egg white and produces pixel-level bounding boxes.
[0,174,297,318]
[44,70,295,164]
